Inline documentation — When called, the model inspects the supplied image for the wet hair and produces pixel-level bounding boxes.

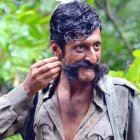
[50,1,102,53]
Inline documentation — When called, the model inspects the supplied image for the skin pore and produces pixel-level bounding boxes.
[52,28,102,140]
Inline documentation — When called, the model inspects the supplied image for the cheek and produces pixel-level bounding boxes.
[64,53,85,64]
[97,50,101,61]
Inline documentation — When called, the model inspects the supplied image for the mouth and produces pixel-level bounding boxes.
[62,60,108,83]
[79,67,94,74]
[78,67,95,81]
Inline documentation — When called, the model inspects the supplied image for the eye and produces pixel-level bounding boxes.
[94,42,101,50]
[75,45,86,52]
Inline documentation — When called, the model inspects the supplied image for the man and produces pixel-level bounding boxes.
[0,1,140,140]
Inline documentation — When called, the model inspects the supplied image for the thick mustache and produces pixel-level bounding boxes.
[62,60,108,83]
[64,60,99,69]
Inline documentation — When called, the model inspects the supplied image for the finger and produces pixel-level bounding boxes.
[42,72,60,87]
[39,66,61,79]
[38,61,61,74]
[32,57,59,68]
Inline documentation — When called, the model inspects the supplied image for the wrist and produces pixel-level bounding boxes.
[23,81,35,99]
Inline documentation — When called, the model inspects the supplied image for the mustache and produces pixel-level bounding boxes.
[63,60,100,70]
[62,60,109,83]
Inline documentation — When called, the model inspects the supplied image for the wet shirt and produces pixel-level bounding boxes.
[0,76,140,140]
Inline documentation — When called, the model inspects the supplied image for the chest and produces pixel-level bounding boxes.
[59,102,90,140]
[34,103,114,140]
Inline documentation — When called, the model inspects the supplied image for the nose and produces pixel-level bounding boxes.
[84,47,98,64]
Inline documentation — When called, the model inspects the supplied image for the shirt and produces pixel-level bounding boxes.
[0,75,140,140]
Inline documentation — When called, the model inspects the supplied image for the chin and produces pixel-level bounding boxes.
[78,68,95,82]
[78,73,95,82]
[79,77,94,82]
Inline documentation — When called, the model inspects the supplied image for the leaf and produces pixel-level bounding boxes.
[5,134,23,140]
[109,70,124,77]
[86,0,95,5]
[125,58,140,83]
[132,49,140,58]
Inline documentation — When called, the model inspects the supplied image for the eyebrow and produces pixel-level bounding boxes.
[76,40,102,46]
[94,41,102,44]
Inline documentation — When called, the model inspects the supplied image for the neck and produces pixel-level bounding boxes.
[57,71,93,99]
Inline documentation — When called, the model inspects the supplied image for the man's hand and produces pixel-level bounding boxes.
[23,57,61,98]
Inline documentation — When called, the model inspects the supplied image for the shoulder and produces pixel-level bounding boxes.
[110,76,139,96]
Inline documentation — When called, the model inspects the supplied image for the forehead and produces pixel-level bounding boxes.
[65,28,101,47]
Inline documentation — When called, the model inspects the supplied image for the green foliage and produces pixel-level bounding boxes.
[110,49,140,90]
[109,70,124,78]
[87,0,94,5]
[5,134,22,140]
[125,50,140,90]
[0,0,59,90]
[95,0,140,70]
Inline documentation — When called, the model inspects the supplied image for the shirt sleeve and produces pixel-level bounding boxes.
[126,93,140,140]
[0,83,33,139]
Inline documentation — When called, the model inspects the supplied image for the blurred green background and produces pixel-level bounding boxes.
[0,0,140,139]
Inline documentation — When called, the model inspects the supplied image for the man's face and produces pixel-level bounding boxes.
[62,28,102,83]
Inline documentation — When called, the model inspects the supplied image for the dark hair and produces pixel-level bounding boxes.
[50,1,102,52]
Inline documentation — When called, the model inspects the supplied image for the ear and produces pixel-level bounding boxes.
[50,40,62,58]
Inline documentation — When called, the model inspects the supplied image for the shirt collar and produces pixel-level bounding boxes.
[92,88,104,111]
[97,75,112,96]
[92,75,112,110]
[42,75,110,109]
